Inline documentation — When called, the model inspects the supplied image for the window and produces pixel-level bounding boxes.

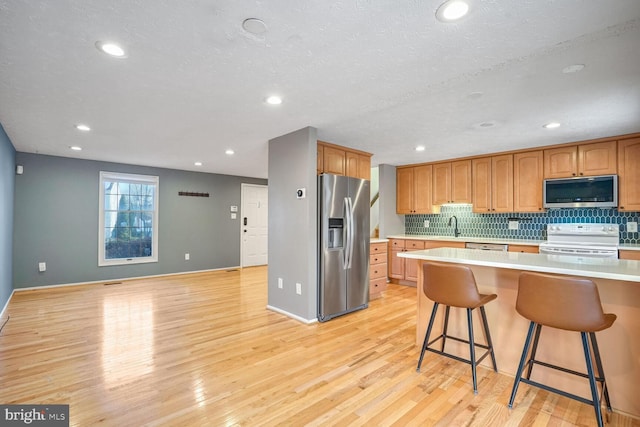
[99,172,159,266]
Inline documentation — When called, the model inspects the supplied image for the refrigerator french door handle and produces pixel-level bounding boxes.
[343,197,351,269]
[346,196,355,269]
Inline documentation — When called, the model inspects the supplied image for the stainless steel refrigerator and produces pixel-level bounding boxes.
[318,173,370,322]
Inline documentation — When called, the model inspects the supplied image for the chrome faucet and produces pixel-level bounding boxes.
[448,215,461,238]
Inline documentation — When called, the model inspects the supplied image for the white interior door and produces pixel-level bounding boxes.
[241,184,268,267]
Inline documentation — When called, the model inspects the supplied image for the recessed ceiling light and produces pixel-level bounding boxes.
[95,41,127,58]
[70,146,82,151]
[415,146,426,152]
[265,95,282,105]
[436,0,470,22]
[562,64,585,74]
[543,122,561,129]
[225,149,235,155]
[75,124,91,132]
[194,162,203,166]
[242,18,267,35]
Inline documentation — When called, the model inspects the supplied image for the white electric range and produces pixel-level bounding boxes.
[539,223,620,259]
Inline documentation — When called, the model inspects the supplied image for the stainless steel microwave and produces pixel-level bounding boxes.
[543,174,618,208]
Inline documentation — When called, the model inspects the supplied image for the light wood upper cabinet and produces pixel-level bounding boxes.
[544,141,617,178]
[346,151,371,180]
[317,144,324,175]
[514,150,544,212]
[323,145,346,176]
[618,137,640,211]
[396,165,432,214]
[318,141,371,180]
[433,160,471,205]
[472,155,513,213]
[396,167,414,214]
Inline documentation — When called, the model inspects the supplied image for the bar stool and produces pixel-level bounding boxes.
[416,261,498,393]
[508,272,616,427]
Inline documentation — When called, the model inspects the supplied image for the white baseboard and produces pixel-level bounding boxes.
[12,266,242,292]
[266,305,318,324]
[0,289,15,325]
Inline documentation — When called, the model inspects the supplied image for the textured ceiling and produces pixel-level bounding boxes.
[1,1,639,179]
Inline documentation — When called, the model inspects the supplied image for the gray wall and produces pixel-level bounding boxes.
[267,127,318,322]
[378,164,404,237]
[13,153,266,288]
[0,124,15,314]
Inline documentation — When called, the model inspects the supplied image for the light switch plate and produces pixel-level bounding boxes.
[628,221,638,232]
[508,220,519,230]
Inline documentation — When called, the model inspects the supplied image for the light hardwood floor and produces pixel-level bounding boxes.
[0,266,638,426]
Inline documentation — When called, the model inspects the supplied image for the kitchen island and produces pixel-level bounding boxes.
[399,248,640,418]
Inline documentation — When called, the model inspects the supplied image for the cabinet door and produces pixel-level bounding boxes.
[618,138,640,211]
[357,154,371,180]
[388,248,405,279]
[432,163,451,205]
[451,160,472,203]
[396,167,414,213]
[492,154,514,212]
[472,157,492,213]
[579,141,617,176]
[317,144,324,174]
[404,240,425,281]
[323,146,346,175]
[414,165,433,213]
[514,150,544,212]
[346,151,359,178]
[544,146,577,178]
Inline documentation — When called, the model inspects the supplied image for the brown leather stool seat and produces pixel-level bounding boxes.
[416,261,498,393]
[508,272,617,427]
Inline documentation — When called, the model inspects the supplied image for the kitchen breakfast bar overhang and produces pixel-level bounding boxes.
[399,248,640,418]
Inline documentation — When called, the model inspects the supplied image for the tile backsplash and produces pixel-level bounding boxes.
[404,205,639,244]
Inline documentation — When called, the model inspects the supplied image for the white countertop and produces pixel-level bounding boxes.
[386,234,544,246]
[620,244,640,251]
[370,238,389,244]
[398,247,640,282]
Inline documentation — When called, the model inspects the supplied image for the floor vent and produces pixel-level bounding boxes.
[103,282,122,286]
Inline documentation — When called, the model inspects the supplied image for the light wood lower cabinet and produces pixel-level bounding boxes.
[508,244,539,253]
[619,250,640,260]
[388,239,465,284]
[369,242,388,300]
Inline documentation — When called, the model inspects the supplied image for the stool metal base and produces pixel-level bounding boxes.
[508,322,612,427]
[416,302,498,393]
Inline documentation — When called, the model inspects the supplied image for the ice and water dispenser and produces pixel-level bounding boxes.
[328,218,344,249]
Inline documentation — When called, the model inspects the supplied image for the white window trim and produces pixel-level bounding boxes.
[98,171,159,266]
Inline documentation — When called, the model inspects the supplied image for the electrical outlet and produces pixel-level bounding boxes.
[38,262,46,272]
[278,278,283,289]
[628,221,638,232]
[296,282,302,295]
[424,220,429,228]
[185,253,190,260]
[508,220,519,230]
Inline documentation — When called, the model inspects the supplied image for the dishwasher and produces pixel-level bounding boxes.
[465,242,508,251]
